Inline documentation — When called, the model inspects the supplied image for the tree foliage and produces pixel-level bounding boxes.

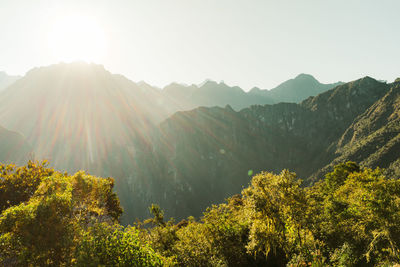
[0,160,54,213]
[140,163,400,266]
[75,223,165,266]
[1,161,399,266]
[0,161,159,266]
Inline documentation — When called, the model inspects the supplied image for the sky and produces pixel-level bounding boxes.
[0,0,399,90]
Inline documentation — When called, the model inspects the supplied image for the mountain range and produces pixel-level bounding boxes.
[157,73,342,112]
[118,76,394,221]
[0,63,340,174]
[0,62,398,224]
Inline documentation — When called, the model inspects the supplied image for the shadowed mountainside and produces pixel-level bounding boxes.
[314,79,400,179]
[119,77,391,222]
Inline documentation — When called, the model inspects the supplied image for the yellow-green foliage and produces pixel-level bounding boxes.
[0,161,164,266]
[0,161,54,213]
[308,163,400,265]
[242,170,309,260]
[141,170,313,266]
[141,163,400,266]
[75,223,165,267]
[1,161,399,266]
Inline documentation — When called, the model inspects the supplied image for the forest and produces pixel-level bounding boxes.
[1,1,399,266]
[1,160,399,266]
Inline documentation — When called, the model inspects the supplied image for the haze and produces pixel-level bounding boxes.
[1,0,399,90]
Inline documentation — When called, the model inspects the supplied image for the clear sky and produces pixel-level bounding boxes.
[1,0,399,90]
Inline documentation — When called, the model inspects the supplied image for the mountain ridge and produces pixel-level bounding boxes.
[0,62,168,174]
[157,73,342,111]
[0,62,396,224]
[118,76,391,222]
[312,80,400,179]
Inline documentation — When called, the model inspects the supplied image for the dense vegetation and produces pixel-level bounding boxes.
[1,161,399,266]
[0,161,164,266]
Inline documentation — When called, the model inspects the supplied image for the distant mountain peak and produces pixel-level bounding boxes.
[219,80,226,85]
[224,104,235,111]
[249,87,262,93]
[200,80,219,88]
[361,75,376,81]
[294,73,317,81]
[165,82,182,87]
[197,79,213,87]
[351,76,379,87]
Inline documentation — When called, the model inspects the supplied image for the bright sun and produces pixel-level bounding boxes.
[47,15,107,63]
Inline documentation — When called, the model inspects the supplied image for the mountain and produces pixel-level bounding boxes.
[119,76,389,222]
[0,125,31,164]
[184,80,274,109]
[157,74,342,113]
[0,62,168,174]
[249,73,343,103]
[159,80,274,111]
[0,71,20,91]
[162,82,198,110]
[1,62,395,224]
[314,79,400,178]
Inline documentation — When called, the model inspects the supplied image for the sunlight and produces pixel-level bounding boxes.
[47,15,107,63]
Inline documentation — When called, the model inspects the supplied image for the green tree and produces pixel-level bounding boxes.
[0,160,54,213]
[242,170,313,266]
[0,165,124,266]
[308,162,400,265]
[0,174,76,265]
[74,223,166,266]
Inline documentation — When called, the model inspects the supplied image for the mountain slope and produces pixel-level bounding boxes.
[0,62,167,173]
[0,63,393,224]
[0,125,31,164]
[315,80,400,178]
[120,77,389,222]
